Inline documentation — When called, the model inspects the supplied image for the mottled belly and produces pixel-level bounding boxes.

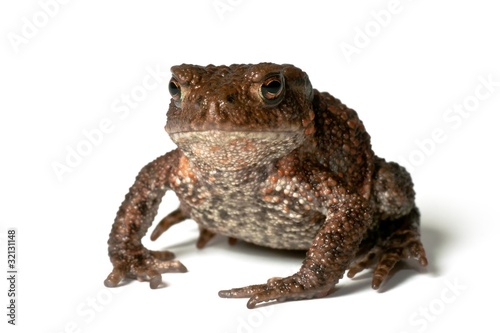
[188,196,325,250]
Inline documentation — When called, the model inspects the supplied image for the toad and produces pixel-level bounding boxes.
[104,63,428,308]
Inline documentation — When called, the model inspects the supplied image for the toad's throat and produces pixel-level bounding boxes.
[169,130,305,171]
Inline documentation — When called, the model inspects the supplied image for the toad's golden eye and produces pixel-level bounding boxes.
[168,78,181,101]
[260,74,285,105]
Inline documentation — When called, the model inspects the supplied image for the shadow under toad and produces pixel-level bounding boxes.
[151,215,449,296]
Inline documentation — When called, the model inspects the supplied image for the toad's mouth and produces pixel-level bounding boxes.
[169,130,305,171]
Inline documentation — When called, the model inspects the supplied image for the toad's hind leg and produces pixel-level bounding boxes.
[151,207,238,249]
[348,208,428,289]
[348,158,428,289]
[150,208,217,248]
[196,228,239,249]
[150,207,189,241]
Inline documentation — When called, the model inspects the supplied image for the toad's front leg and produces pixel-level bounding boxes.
[104,150,187,289]
[219,194,372,308]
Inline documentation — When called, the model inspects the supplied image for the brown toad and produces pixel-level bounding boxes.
[104,63,428,308]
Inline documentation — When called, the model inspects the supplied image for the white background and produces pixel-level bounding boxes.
[1,0,499,332]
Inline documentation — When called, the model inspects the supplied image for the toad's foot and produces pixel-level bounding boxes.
[347,209,428,289]
[150,208,188,241]
[219,275,331,309]
[104,248,187,289]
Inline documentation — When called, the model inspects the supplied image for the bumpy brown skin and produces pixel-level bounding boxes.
[105,63,428,308]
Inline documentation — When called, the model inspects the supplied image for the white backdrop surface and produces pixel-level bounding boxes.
[1,1,499,332]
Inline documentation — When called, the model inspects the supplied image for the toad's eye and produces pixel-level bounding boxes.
[260,74,285,104]
[168,78,181,101]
